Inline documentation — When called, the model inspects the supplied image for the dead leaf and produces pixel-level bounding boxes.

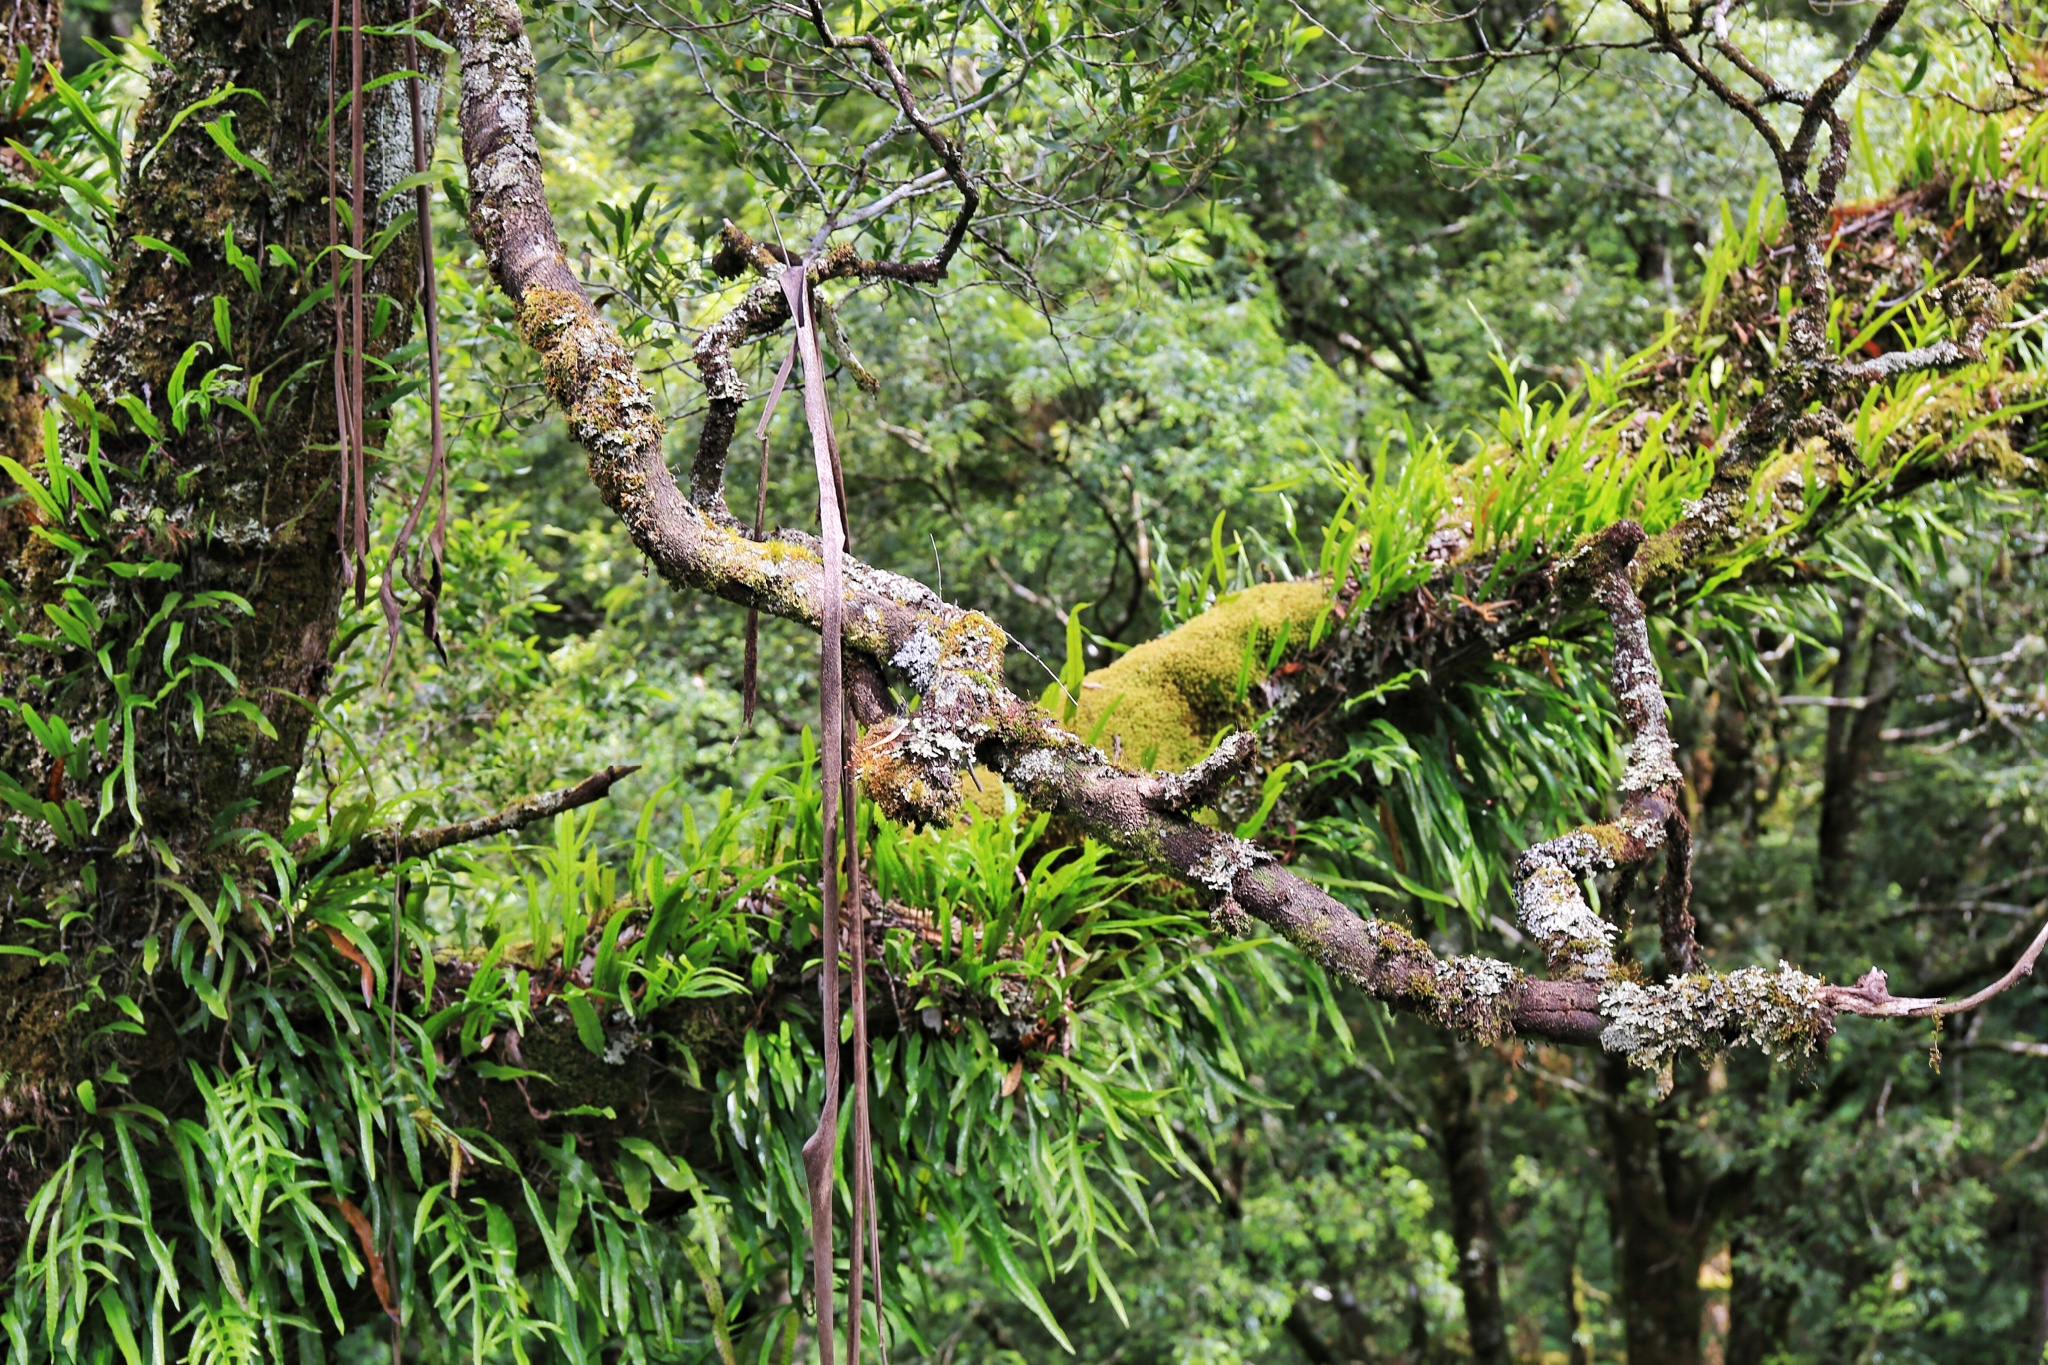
[322,1194,398,1321]
[318,924,376,1007]
[1000,1058,1023,1098]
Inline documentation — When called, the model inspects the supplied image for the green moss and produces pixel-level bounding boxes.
[760,538,820,564]
[1631,526,1688,591]
[1070,580,1328,770]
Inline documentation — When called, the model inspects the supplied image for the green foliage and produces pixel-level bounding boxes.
[7,3,2048,1362]
[4,738,1302,1360]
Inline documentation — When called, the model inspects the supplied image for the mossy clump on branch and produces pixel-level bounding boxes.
[1069,579,1328,771]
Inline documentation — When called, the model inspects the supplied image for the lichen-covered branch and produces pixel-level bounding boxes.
[1509,524,1690,979]
[446,0,2048,1067]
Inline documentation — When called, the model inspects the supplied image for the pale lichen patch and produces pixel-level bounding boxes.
[1189,834,1265,895]
[891,627,943,693]
[1513,839,1618,979]
[1429,955,1522,1043]
[1598,962,1833,1069]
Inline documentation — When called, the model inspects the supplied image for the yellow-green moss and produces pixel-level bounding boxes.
[1631,526,1688,591]
[959,766,1014,823]
[1069,580,1329,771]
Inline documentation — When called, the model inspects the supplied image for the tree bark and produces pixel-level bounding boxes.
[0,0,442,1265]
[1603,1056,1707,1365]
[1430,1042,1511,1365]
[0,2,61,485]
[1815,604,1897,913]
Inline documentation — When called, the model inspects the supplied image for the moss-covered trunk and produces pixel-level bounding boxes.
[0,0,441,1265]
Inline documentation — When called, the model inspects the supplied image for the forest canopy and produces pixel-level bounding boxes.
[1,0,2047,1361]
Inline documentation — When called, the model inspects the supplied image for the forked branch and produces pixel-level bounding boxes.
[446,0,2048,1064]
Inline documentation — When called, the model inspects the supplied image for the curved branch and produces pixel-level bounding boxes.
[1508,523,1697,979]
[445,0,2047,1067]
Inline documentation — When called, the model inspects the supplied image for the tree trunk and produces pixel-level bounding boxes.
[1430,1041,1511,1365]
[1603,1056,1707,1365]
[0,2,61,479]
[0,0,441,1266]
[1815,601,1897,913]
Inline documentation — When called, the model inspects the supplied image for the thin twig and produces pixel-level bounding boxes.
[315,765,640,875]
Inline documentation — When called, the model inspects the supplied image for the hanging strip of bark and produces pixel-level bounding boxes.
[327,0,350,579]
[785,262,849,1365]
[383,0,450,666]
[845,706,873,1365]
[346,0,370,604]
[380,21,416,1331]
[748,270,881,1354]
[742,346,796,727]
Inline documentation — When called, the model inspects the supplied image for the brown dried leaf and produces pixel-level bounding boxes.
[318,923,376,1007]
[322,1194,398,1321]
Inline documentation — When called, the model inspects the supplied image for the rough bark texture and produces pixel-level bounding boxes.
[0,2,62,512]
[1507,529,1693,983]
[0,0,440,1267]
[1815,608,1896,913]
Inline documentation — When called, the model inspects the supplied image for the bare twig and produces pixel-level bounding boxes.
[316,765,640,875]
[1820,914,2048,1019]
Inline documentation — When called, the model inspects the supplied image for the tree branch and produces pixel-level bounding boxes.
[1509,523,1695,979]
[314,765,640,875]
[444,0,2048,1066]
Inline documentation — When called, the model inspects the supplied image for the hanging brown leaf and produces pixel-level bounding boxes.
[322,1193,398,1321]
[318,922,376,1007]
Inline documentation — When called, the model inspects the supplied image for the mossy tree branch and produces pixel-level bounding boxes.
[445,0,2048,1064]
